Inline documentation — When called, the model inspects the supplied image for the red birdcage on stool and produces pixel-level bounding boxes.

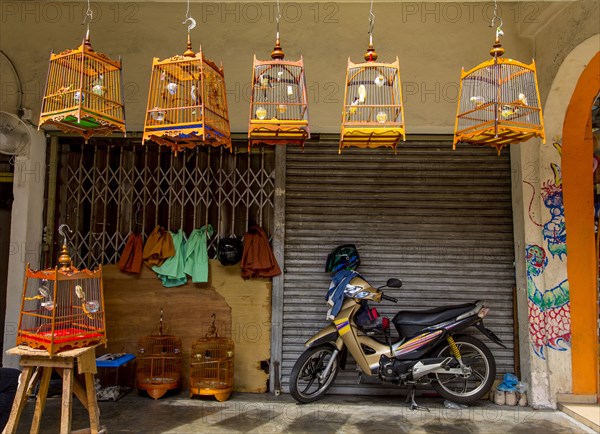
[16,225,107,356]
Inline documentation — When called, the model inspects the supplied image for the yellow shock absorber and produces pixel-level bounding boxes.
[447,336,461,361]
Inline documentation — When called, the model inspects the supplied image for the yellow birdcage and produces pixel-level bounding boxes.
[16,225,107,356]
[38,31,125,141]
[340,7,405,153]
[189,315,234,402]
[136,310,182,400]
[453,22,545,153]
[248,9,309,150]
[143,24,231,154]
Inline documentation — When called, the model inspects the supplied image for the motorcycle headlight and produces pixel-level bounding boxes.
[344,284,369,299]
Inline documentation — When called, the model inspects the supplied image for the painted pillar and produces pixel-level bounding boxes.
[562,51,600,395]
[2,129,46,368]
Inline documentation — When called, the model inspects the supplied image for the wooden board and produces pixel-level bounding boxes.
[102,261,271,393]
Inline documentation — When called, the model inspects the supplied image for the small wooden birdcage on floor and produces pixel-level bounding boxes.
[143,20,231,154]
[340,9,405,154]
[190,314,234,402]
[453,24,545,154]
[248,13,309,150]
[136,310,182,399]
[38,31,125,141]
[17,225,106,356]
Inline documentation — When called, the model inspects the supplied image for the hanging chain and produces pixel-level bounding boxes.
[82,0,93,37]
[183,0,196,34]
[489,0,504,40]
[368,0,375,44]
[276,0,282,39]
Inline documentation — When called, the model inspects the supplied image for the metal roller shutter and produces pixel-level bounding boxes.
[281,139,516,395]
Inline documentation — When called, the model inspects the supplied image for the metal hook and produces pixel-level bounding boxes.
[58,224,73,246]
[183,16,197,33]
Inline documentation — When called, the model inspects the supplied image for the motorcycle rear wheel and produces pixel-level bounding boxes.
[289,344,339,403]
[431,335,496,405]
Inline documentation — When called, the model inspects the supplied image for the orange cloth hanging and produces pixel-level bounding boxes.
[143,226,175,267]
[118,233,144,274]
[241,225,281,279]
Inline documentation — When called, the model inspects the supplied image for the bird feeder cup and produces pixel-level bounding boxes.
[340,52,405,154]
[453,40,545,154]
[143,38,231,154]
[16,243,107,356]
[39,36,126,141]
[248,38,310,150]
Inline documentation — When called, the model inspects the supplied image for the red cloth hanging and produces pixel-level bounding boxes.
[241,226,281,279]
[118,233,143,274]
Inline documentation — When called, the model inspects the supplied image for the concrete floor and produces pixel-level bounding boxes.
[10,391,597,434]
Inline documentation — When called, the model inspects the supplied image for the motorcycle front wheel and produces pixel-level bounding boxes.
[289,344,339,403]
[431,335,496,405]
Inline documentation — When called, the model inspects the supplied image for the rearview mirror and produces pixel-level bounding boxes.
[387,278,402,288]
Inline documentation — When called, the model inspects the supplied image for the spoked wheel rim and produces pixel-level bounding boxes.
[294,348,338,400]
[434,341,491,398]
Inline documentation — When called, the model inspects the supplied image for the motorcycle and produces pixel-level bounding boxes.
[289,247,505,407]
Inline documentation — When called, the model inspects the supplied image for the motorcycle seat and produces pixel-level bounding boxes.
[392,301,479,327]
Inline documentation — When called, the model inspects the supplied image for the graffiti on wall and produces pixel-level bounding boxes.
[524,140,571,359]
[525,244,571,359]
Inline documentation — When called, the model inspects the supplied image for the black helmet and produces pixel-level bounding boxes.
[325,244,360,273]
[218,237,243,266]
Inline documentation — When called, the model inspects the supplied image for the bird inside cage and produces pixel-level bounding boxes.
[17,233,107,356]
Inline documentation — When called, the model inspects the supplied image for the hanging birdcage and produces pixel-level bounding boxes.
[136,310,182,399]
[248,7,309,150]
[38,31,126,141]
[17,225,106,356]
[142,15,231,154]
[190,314,234,402]
[340,5,405,154]
[453,20,545,153]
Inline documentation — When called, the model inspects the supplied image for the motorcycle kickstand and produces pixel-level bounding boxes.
[405,385,430,412]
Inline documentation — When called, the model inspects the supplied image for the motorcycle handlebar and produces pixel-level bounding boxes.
[381,294,398,303]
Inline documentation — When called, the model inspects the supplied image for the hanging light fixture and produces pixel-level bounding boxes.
[339,0,405,154]
[453,1,545,154]
[142,1,231,154]
[248,0,309,150]
[38,0,126,141]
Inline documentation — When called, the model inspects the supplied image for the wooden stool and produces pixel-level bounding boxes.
[3,345,101,434]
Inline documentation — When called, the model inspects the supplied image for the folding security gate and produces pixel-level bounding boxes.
[45,138,275,269]
[281,139,516,394]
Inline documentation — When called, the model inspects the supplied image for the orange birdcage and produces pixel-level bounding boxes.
[248,8,309,150]
[189,314,234,402]
[453,20,545,154]
[17,225,107,356]
[142,16,231,155]
[339,5,405,154]
[136,310,182,399]
[38,29,125,141]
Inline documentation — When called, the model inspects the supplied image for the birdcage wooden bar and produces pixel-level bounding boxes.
[39,36,125,141]
[453,40,545,153]
[17,243,106,356]
[143,38,231,154]
[340,56,405,153]
[190,336,234,401]
[248,38,309,149]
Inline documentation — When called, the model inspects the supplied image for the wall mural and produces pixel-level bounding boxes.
[525,244,571,359]
[525,140,571,359]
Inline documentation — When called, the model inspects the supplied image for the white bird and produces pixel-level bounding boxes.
[470,96,485,107]
[358,85,366,103]
[349,97,360,114]
[518,93,528,106]
[166,82,178,96]
[191,84,201,105]
[374,75,385,88]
